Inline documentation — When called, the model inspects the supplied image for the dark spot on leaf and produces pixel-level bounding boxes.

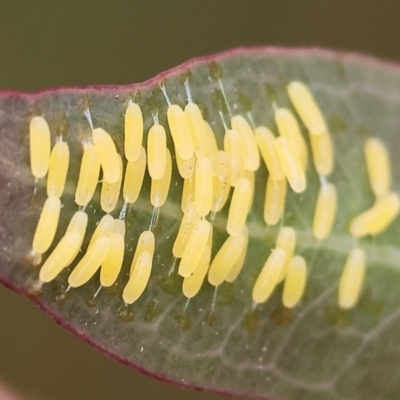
[217,282,235,306]
[205,310,216,327]
[175,310,192,331]
[269,304,294,327]
[324,304,350,328]
[211,89,228,115]
[243,308,259,332]
[208,61,223,81]
[143,300,160,322]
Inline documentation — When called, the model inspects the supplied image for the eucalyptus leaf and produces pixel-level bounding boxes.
[1,47,400,400]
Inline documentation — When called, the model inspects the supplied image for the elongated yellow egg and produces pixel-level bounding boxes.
[100,219,125,287]
[254,126,285,180]
[29,116,51,179]
[364,137,391,198]
[208,228,247,286]
[350,192,400,237]
[309,131,334,176]
[181,176,195,212]
[151,149,172,208]
[65,210,88,265]
[252,248,286,304]
[275,227,296,283]
[224,129,245,186]
[282,255,307,308]
[75,142,101,206]
[275,108,308,171]
[124,102,143,162]
[211,151,231,213]
[194,156,213,217]
[203,121,221,176]
[182,245,211,298]
[47,141,69,197]
[167,104,194,160]
[313,182,337,240]
[173,202,201,258]
[338,248,366,309]
[274,136,306,193]
[147,124,167,180]
[185,102,207,157]
[88,214,115,248]
[231,115,260,171]
[227,177,251,236]
[100,155,123,213]
[123,250,153,304]
[225,226,249,282]
[123,146,146,204]
[176,152,195,179]
[264,176,287,226]
[32,195,61,254]
[92,127,120,183]
[68,236,111,288]
[178,219,211,277]
[129,230,155,276]
[287,81,328,135]
[39,231,81,282]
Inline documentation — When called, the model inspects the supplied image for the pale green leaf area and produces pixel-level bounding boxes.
[1,48,400,400]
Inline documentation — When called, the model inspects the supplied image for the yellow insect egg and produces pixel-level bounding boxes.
[208,228,247,286]
[282,255,307,308]
[68,236,111,288]
[181,176,195,213]
[47,141,70,198]
[275,227,296,283]
[123,250,153,304]
[309,130,334,176]
[254,126,285,181]
[147,123,167,180]
[100,155,123,213]
[225,226,249,282]
[231,115,260,171]
[211,151,231,213]
[92,127,120,183]
[129,230,155,276]
[88,214,115,249]
[350,192,400,237]
[75,142,101,207]
[224,129,245,186]
[39,231,81,283]
[29,116,51,179]
[194,156,213,217]
[243,170,255,212]
[274,136,306,193]
[150,149,172,208]
[185,102,207,157]
[176,152,195,179]
[338,247,366,309]
[100,219,125,287]
[182,245,211,299]
[32,195,61,255]
[178,219,211,277]
[287,81,328,135]
[252,248,287,304]
[124,102,143,162]
[123,146,146,204]
[364,137,391,198]
[172,202,201,258]
[64,210,89,265]
[227,177,251,236]
[203,121,221,176]
[167,104,194,160]
[264,176,287,226]
[274,108,308,171]
[313,182,338,240]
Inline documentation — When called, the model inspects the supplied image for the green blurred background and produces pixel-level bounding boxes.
[1,1,400,399]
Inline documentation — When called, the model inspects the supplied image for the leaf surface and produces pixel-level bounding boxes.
[1,47,400,400]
